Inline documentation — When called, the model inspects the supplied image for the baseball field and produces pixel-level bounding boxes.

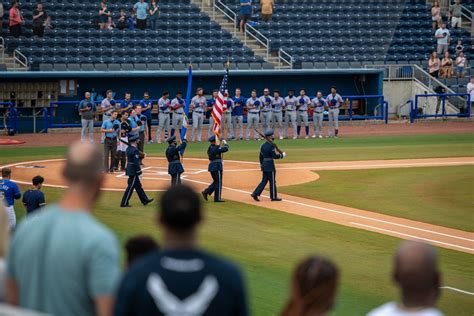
[2,122,473,315]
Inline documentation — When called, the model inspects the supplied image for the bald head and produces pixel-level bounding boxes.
[63,141,104,186]
[394,241,440,307]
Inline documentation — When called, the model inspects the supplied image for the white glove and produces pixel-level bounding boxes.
[282,152,287,158]
[222,140,228,146]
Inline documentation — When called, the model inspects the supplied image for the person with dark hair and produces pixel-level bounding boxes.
[231,88,245,141]
[259,88,273,134]
[296,88,311,139]
[98,1,110,30]
[116,8,127,30]
[116,111,130,171]
[284,89,298,139]
[6,141,121,316]
[190,87,207,142]
[165,135,187,185]
[271,89,284,139]
[135,105,148,164]
[201,136,229,202]
[0,167,21,229]
[239,0,252,33]
[139,91,153,144]
[114,185,249,316]
[79,91,97,144]
[8,1,23,38]
[156,91,171,144]
[22,175,45,215]
[32,3,50,37]
[325,86,343,138]
[281,256,339,316]
[311,91,327,138]
[246,89,261,140]
[121,92,134,115]
[100,110,120,173]
[125,235,159,267]
[133,0,149,30]
[100,89,115,144]
[368,241,442,316]
[171,91,186,138]
[207,89,219,139]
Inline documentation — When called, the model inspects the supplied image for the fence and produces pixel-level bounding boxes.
[410,93,471,122]
[337,95,389,124]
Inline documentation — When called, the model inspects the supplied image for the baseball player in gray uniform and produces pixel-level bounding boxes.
[296,88,311,139]
[190,87,207,142]
[246,89,261,140]
[259,88,273,133]
[326,86,344,138]
[207,90,218,139]
[171,91,186,138]
[223,97,234,140]
[271,89,285,139]
[156,91,171,143]
[284,89,298,139]
[311,91,327,138]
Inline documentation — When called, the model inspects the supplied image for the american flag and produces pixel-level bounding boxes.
[211,67,229,141]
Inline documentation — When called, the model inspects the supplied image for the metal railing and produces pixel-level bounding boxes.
[215,0,237,36]
[244,23,269,59]
[13,49,28,69]
[278,49,293,68]
[411,93,471,122]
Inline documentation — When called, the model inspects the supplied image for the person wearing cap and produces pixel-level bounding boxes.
[326,86,344,138]
[284,89,298,139]
[296,88,311,139]
[259,88,273,133]
[100,110,121,173]
[207,90,219,139]
[165,136,187,185]
[271,89,284,140]
[156,91,171,144]
[120,134,154,207]
[251,130,286,201]
[190,88,207,142]
[171,91,186,138]
[245,89,261,140]
[311,91,328,139]
[202,136,229,202]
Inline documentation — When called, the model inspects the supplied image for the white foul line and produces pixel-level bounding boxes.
[440,287,474,296]
[350,222,474,252]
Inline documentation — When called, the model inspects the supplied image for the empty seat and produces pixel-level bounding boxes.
[81,64,94,71]
[53,64,67,71]
[326,62,338,68]
[160,63,173,71]
[199,63,212,70]
[147,63,161,71]
[66,64,81,71]
[108,63,121,71]
[301,62,314,69]
[0,64,7,71]
[313,62,326,69]
[94,63,108,71]
[212,62,224,70]
[249,62,262,69]
[121,64,134,71]
[134,63,147,71]
[237,62,250,70]
[39,63,53,71]
[262,63,274,70]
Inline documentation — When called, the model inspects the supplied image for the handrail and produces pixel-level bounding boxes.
[244,23,269,59]
[278,49,293,68]
[215,0,237,36]
[13,49,28,69]
[460,4,472,22]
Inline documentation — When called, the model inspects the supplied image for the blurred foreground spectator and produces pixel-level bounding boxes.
[368,241,443,316]
[125,235,159,267]
[114,185,248,316]
[22,176,46,215]
[6,142,121,316]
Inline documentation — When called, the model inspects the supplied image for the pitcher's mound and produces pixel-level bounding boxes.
[0,138,26,145]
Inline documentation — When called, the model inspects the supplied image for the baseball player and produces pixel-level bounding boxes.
[326,86,344,138]
[120,134,154,207]
[135,105,148,163]
[0,167,21,229]
[251,130,287,202]
[156,91,171,144]
[201,136,229,203]
[78,91,96,144]
[190,87,207,142]
[170,91,186,138]
[120,92,134,115]
[222,96,233,141]
[271,89,285,139]
[165,135,187,185]
[139,91,153,144]
[246,89,261,140]
[207,90,219,138]
[259,88,273,133]
[311,91,327,138]
[296,88,311,139]
[100,90,115,143]
[100,110,120,173]
[284,89,298,139]
[231,88,246,140]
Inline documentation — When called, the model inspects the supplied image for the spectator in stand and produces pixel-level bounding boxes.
[467,76,474,114]
[9,1,24,38]
[455,39,464,54]
[0,195,9,302]
[0,168,21,230]
[98,1,111,30]
[114,185,249,316]
[232,88,245,141]
[449,0,462,29]
[32,3,50,37]
[116,8,127,30]
[440,51,453,78]
[79,91,97,144]
[22,175,46,215]
[0,2,4,36]
[133,0,149,30]
[281,256,339,316]
[128,8,136,30]
[260,0,273,22]
[368,241,442,316]
[6,141,121,316]
[239,0,252,33]
[428,51,441,78]
[148,0,159,30]
[431,1,441,31]
[455,51,466,78]
[434,23,450,56]
[124,235,159,267]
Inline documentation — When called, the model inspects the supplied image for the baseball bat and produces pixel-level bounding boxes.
[254,129,284,154]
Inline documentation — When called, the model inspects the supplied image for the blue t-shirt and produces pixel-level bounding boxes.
[140,99,153,119]
[240,0,252,15]
[22,189,45,214]
[0,178,21,207]
[121,99,134,113]
[232,96,246,116]
[134,2,149,20]
[128,116,139,137]
[102,119,120,138]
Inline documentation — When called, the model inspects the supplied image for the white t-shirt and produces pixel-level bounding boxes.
[368,302,444,316]
[467,82,474,101]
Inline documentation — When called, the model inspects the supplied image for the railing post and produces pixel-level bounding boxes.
[414,96,419,121]
[441,95,446,118]
[384,100,388,124]
[43,107,49,133]
[349,99,353,121]
[212,0,215,19]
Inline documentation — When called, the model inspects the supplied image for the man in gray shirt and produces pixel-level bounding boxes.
[450,0,462,29]
[79,91,96,144]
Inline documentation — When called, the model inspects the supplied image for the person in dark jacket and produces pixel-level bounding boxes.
[165,136,187,185]
[251,130,287,201]
[120,135,154,207]
[201,136,229,202]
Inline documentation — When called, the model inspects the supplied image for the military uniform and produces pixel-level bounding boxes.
[120,135,153,207]
[202,136,229,202]
[165,136,187,185]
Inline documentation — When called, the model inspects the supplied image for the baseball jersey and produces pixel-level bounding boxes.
[101,98,114,116]
[171,98,185,114]
[128,116,140,137]
[102,119,121,138]
[139,99,153,119]
[0,178,21,207]
[259,95,273,112]
[297,95,311,111]
[224,98,233,113]
[22,189,45,214]
[121,99,134,113]
[311,97,328,113]
[284,95,297,110]
[232,96,246,116]
[246,97,261,113]
[326,93,344,108]
[191,96,207,113]
[158,97,171,114]
[271,97,285,112]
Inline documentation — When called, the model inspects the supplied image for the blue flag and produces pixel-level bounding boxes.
[180,65,193,154]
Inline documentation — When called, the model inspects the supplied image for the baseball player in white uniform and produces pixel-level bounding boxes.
[326,86,344,138]
[284,89,298,139]
[223,97,234,140]
[190,87,207,142]
[156,91,171,143]
[246,89,261,140]
[259,88,273,133]
[271,89,285,139]
[296,88,311,139]
[311,91,327,138]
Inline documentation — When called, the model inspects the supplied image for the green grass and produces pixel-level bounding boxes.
[280,166,474,232]
[14,187,474,316]
[1,133,473,165]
